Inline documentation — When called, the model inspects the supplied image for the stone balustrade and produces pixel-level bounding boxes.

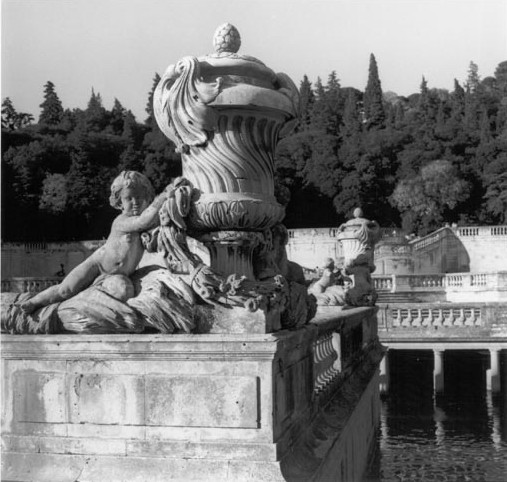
[390,306,482,328]
[373,272,507,302]
[311,307,378,401]
[457,226,507,237]
[1,277,61,293]
[377,302,507,336]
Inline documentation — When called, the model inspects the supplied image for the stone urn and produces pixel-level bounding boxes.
[337,208,381,306]
[154,23,300,279]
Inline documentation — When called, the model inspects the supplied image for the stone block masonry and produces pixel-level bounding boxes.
[2,307,382,482]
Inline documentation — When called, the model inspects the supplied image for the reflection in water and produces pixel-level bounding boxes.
[364,350,507,481]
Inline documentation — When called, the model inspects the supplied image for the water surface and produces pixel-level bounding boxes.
[365,350,507,481]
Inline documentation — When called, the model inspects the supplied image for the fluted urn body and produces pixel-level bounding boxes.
[154,24,299,235]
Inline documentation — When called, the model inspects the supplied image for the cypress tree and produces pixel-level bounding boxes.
[466,61,481,94]
[39,81,64,126]
[340,90,361,138]
[109,98,126,135]
[451,79,465,119]
[363,53,385,129]
[298,75,315,131]
[479,108,492,144]
[85,88,107,132]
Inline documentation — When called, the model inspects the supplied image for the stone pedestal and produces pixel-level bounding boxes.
[199,231,263,279]
[2,307,382,482]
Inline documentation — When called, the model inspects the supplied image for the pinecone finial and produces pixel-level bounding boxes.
[213,23,241,54]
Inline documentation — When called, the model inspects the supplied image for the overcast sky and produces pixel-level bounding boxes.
[2,0,506,122]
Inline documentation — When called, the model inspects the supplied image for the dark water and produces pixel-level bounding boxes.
[365,350,507,481]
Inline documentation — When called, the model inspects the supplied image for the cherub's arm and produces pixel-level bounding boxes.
[114,192,168,232]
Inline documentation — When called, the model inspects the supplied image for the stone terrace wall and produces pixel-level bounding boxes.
[2,307,382,482]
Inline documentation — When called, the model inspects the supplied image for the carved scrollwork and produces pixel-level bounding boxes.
[154,56,223,153]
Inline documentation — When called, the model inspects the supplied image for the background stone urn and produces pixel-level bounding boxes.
[154,23,300,279]
[337,208,381,306]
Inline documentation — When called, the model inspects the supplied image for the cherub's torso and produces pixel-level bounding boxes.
[92,215,145,275]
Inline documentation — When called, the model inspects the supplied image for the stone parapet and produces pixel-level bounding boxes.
[373,272,507,303]
[2,307,382,482]
[377,302,507,339]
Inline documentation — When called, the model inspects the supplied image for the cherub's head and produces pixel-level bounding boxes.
[109,171,155,213]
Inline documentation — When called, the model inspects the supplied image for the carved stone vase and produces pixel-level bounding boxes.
[154,23,300,279]
[337,208,381,306]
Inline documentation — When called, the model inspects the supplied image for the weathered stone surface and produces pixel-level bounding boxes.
[2,307,381,481]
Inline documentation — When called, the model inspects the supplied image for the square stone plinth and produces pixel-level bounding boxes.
[2,307,381,482]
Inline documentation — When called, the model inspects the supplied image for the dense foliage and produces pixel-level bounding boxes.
[2,58,507,241]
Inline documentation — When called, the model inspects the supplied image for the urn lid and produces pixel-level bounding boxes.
[196,23,278,90]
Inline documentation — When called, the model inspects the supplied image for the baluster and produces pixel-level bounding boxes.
[474,309,481,326]
[464,309,474,326]
[422,309,432,327]
[392,309,401,328]
[443,309,454,326]
[412,309,422,327]
[433,309,443,327]
[401,309,412,327]
[454,308,465,326]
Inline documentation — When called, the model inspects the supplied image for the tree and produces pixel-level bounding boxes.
[494,61,507,95]
[39,173,67,213]
[145,73,161,126]
[85,88,108,132]
[391,159,470,233]
[39,81,64,125]
[3,142,47,207]
[309,77,327,131]
[1,98,34,130]
[363,53,385,129]
[108,98,127,135]
[298,75,315,131]
[118,145,143,172]
[2,98,18,130]
[466,61,481,94]
[340,90,361,138]
[122,110,138,145]
[483,152,507,223]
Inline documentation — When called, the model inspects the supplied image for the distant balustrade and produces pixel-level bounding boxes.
[373,276,394,291]
[388,306,482,329]
[378,302,507,336]
[411,232,443,251]
[457,226,507,237]
[445,272,507,291]
[373,272,507,302]
[287,228,338,239]
[1,277,61,293]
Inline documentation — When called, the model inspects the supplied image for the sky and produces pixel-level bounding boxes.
[2,0,506,122]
